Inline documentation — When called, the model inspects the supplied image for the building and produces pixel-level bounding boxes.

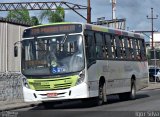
[147,32,160,67]
[0,17,31,72]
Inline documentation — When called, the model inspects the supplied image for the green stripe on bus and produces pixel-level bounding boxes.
[31,22,74,28]
[92,26,108,32]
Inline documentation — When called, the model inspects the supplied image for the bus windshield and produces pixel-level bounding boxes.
[21,34,84,76]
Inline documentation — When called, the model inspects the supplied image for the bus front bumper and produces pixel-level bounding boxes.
[23,82,89,102]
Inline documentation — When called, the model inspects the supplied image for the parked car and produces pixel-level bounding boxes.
[149,67,160,82]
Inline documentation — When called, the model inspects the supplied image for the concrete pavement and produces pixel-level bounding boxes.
[0,82,160,111]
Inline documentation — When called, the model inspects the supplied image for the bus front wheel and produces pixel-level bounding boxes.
[95,82,107,106]
[42,102,55,109]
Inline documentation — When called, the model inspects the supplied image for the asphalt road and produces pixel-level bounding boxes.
[11,88,160,117]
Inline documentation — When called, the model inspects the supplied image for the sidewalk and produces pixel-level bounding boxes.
[0,82,160,111]
[142,82,160,90]
[0,101,41,111]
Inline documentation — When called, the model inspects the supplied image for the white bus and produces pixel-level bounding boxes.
[14,22,148,107]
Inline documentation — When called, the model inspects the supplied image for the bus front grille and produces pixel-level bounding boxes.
[30,78,73,91]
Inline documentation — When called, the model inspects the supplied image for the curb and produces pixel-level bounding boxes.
[142,82,160,91]
[0,103,41,111]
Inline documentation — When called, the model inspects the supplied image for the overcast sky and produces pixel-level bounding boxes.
[1,0,160,40]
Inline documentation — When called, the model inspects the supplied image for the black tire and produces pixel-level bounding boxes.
[156,77,160,82]
[42,102,54,109]
[95,83,106,106]
[130,80,136,100]
[119,80,136,100]
[81,98,94,106]
[149,76,154,82]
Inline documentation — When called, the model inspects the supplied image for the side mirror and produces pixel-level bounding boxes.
[14,46,18,57]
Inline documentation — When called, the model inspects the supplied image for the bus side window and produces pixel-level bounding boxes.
[84,30,96,66]
[104,34,112,59]
[111,36,120,59]
[132,38,137,60]
[129,38,135,59]
[139,40,146,60]
[95,32,105,59]
[135,39,141,60]
[123,37,128,59]
[124,37,131,60]
[115,36,121,59]
[120,37,126,59]
[111,36,116,59]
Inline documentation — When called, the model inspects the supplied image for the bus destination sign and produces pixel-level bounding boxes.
[23,24,82,38]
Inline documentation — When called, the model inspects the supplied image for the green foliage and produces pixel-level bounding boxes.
[31,16,40,25]
[6,6,65,25]
[7,9,31,22]
[6,9,40,25]
[40,6,65,23]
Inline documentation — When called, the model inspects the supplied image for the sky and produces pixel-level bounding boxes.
[1,0,160,40]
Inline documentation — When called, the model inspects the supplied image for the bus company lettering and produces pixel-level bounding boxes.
[31,25,76,35]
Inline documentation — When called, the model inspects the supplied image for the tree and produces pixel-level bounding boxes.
[40,6,65,23]
[7,9,31,22]
[31,16,40,25]
[6,9,40,25]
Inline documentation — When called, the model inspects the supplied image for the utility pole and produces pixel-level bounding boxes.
[87,0,91,23]
[147,8,158,83]
[110,0,116,28]
[111,0,116,20]
[147,8,158,49]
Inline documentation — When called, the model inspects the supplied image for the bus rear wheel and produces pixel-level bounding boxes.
[119,80,136,100]
[130,80,136,99]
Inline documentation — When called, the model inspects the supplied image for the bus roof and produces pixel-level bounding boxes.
[31,22,76,28]
[83,23,144,39]
[28,22,144,39]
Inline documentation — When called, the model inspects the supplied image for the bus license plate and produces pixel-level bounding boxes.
[47,93,57,97]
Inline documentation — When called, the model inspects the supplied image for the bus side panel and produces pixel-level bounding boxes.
[136,61,149,90]
[87,60,132,96]
[87,63,99,98]
[87,59,148,97]
[106,60,131,95]
[87,60,108,98]
[107,60,148,94]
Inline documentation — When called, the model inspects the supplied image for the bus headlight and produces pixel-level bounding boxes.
[76,72,85,85]
[23,78,30,88]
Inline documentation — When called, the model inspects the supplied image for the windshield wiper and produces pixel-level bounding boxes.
[62,34,68,43]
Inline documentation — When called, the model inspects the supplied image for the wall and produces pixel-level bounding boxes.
[0,72,23,104]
